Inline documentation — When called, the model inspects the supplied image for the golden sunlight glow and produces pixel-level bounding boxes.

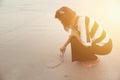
[107,2,120,22]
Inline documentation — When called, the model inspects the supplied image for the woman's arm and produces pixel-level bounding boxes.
[60,34,74,54]
[64,35,74,47]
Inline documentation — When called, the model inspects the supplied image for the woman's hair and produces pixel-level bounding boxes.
[55,6,76,31]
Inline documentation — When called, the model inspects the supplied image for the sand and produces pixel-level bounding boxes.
[0,0,120,80]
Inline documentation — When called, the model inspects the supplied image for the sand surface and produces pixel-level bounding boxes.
[0,0,120,80]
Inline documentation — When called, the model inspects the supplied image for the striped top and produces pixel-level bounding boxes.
[77,16,110,46]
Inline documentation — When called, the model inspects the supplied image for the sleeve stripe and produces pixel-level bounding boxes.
[92,25,103,40]
[93,30,106,43]
[90,21,99,38]
[89,18,95,32]
[85,16,90,42]
[96,34,110,46]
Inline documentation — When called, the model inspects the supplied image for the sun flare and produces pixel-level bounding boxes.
[107,2,120,22]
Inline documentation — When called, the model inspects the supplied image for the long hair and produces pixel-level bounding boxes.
[55,6,76,31]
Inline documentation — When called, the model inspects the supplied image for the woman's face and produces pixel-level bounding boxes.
[59,18,70,32]
[55,6,76,32]
[64,27,70,32]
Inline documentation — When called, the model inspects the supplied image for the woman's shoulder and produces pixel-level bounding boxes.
[69,30,79,38]
[77,16,87,24]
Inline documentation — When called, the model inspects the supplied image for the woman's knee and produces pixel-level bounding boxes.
[93,46,112,55]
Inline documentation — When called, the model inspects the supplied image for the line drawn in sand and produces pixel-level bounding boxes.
[46,54,64,69]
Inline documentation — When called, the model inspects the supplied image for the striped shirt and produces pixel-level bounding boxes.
[77,16,110,46]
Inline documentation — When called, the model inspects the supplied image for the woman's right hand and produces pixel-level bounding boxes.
[60,46,66,55]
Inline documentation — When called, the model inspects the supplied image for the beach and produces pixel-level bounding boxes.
[0,0,120,80]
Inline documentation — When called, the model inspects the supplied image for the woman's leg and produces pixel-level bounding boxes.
[71,38,98,62]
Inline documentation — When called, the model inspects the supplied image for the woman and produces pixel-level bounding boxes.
[55,6,112,62]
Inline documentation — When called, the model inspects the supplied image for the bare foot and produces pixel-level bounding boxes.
[81,59,100,67]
